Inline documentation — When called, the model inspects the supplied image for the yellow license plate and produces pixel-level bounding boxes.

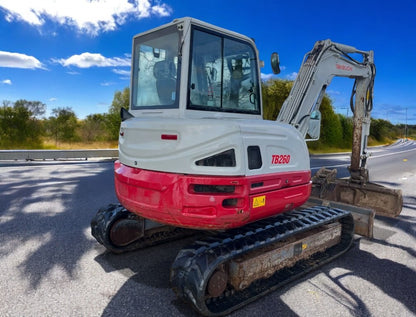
[252,195,266,208]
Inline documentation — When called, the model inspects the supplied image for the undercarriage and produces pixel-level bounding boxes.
[91,203,354,316]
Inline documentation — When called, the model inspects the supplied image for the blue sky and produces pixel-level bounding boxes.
[0,0,415,125]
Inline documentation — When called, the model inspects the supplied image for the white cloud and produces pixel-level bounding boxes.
[286,72,298,80]
[112,69,130,76]
[0,51,44,69]
[56,52,130,68]
[261,73,277,82]
[261,65,290,82]
[0,0,172,36]
[100,82,115,86]
[327,89,341,96]
[150,3,171,17]
[49,97,57,102]
[2,79,12,85]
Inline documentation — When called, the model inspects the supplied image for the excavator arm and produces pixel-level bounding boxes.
[274,39,401,217]
[277,40,373,137]
[277,40,375,176]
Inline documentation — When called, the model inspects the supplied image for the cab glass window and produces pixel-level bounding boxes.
[131,26,181,109]
[189,28,260,114]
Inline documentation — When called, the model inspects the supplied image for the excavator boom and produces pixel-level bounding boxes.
[277,40,373,142]
[274,39,402,217]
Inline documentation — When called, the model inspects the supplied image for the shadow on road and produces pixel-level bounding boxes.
[0,161,116,289]
[403,195,416,211]
[324,239,416,315]
[95,237,299,317]
[94,238,200,317]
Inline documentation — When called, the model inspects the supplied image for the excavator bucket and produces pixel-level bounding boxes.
[311,167,403,218]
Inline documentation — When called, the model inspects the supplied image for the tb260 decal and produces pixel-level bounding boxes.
[271,154,291,165]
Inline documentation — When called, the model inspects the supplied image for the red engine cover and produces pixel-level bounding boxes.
[114,161,311,230]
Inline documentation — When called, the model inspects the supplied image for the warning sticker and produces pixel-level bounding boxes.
[252,195,266,208]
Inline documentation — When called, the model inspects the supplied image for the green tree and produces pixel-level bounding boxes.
[317,96,343,147]
[338,114,353,148]
[106,87,130,140]
[0,100,44,148]
[262,79,293,120]
[396,123,415,139]
[370,118,394,142]
[79,113,108,142]
[46,107,78,144]
[305,95,343,151]
[14,99,45,144]
[261,79,343,149]
[14,99,46,118]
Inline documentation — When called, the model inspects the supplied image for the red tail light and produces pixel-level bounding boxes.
[161,134,178,140]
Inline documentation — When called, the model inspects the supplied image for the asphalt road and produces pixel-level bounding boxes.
[1,140,415,317]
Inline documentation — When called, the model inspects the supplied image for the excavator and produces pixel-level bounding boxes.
[91,17,402,316]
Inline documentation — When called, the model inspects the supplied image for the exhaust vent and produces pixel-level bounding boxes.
[195,149,236,167]
[192,184,236,194]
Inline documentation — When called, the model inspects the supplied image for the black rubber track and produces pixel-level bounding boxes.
[91,203,194,253]
[170,206,354,316]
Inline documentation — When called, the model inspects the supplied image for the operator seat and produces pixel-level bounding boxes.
[153,60,176,105]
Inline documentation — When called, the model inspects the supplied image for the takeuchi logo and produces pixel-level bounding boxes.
[336,64,353,71]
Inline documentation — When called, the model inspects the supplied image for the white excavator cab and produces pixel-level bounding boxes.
[129,18,262,120]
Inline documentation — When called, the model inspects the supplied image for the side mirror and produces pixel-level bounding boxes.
[271,52,281,75]
[120,107,134,122]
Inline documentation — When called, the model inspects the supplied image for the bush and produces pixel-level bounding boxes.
[0,100,44,149]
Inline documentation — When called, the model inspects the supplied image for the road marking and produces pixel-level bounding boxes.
[369,147,416,160]
[311,163,349,170]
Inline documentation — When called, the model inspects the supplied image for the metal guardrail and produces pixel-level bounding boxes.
[0,149,118,161]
